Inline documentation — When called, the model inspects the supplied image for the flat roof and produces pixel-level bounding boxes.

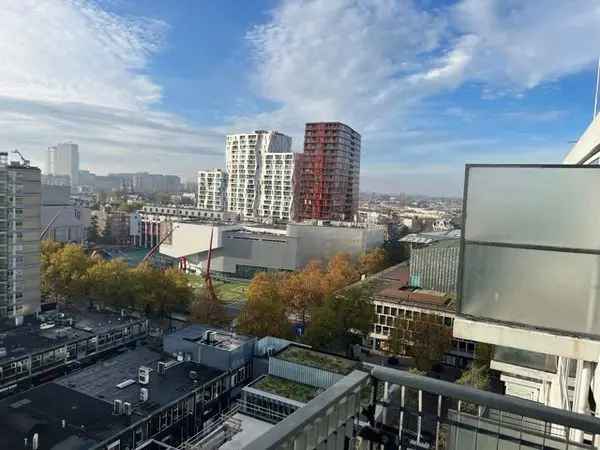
[0,321,93,362]
[170,324,254,350]
[250,375,321,404]
[219,413,273,450]
[55,347,223,415]
[275,346,357,375]
[0,382,129,450]
[375,282,454,310]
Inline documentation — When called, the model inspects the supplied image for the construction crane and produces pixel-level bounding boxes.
[140,224,179,264]
[12,149,30,166]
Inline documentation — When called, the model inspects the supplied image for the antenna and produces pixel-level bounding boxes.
[594,56,600,119]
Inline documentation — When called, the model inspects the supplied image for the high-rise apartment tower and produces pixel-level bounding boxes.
[226,130,294,221]
[197,169,227,211]
[0,153,41,324]
[296,122,360,221]
[46,142,79,186]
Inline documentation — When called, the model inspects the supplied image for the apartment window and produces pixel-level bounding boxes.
[383,306,390,315]
[391,307,397,316]
[375,325,382,334]
[444,317,453,327]
[376,305,382,313]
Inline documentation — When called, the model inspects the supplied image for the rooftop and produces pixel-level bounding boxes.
[375,283,454,309]
[170,324,254,351]
[0,382,129,450]
[400,230,461,244]
[251,375,321,404]
[275,346,357,375]
[55,347,223,415]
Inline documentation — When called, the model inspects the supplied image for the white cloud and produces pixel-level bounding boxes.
[239,0,600,192]
[0,0,223,178]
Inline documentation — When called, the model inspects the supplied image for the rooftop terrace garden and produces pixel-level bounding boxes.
[276,346,356,375]
[253,375,320,403]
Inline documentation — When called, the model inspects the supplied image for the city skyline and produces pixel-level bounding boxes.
[2,1,600,197]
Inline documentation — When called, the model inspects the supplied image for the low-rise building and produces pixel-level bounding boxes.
[0,305,148,396]
[159,221,386,279]
[94,208,131,245]
[41,185,91,243]
[367,264,475,369]
[129,205,239,248]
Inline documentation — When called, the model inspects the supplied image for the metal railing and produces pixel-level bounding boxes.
[241,365,600,450]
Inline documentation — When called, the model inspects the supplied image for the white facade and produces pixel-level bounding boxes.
[226,131,293,221]
[46,142,79,186]
[197,169,226,211]
[258,152,295,221]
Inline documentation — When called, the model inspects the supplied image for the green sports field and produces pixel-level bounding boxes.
[187,275,248,303]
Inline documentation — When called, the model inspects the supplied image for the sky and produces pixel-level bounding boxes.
[2,0,600,196]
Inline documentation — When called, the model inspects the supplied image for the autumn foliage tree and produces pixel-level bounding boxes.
[390,313,452,372]
[303,286,374,354]
[237,272,292,338]
[282,261,330,326]
[358,248,389,275]
[190,288,229,328]
[326,253,360,291]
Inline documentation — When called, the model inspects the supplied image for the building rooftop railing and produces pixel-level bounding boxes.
[241,365,600,450]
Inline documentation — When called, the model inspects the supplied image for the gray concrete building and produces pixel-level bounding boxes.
[159,221,386,279]
[0,154,41,324]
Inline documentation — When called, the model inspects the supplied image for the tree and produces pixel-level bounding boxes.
[189,288,229,327]
[100,217,112,245]
[382,239,410,264]
[238,272,292,338]
[41,240,64,299]
[43,243,97,302]
[86,259,137,309]
[303,287,374,354]
[87,215,100,243]
[358,248,389,275]
[281,261,328,327]
[390,313,452,372]
[326,253,359,292]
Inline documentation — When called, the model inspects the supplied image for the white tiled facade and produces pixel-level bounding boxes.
[197,169,226,211]
[259,152,295,221]
[226,131,293,221]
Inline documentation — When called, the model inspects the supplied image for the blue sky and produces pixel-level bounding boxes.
[1,0,600,196]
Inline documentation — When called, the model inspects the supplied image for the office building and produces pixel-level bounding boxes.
[93,208,131,245]
[226,130,293,221]
[0,154,41,324]
[198,169,227,211]
[296,122,361,222]
[46,142,79,186]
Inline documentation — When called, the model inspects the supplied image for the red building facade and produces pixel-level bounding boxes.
[295,122,361,221]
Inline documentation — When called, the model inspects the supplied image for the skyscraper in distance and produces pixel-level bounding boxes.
[46,142,79,186]
[296,122,361,222]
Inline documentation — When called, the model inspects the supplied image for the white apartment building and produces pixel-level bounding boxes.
[46,142,79,186]
[259,151,295,221]
[226,130,293,221]
[197,169,226,211]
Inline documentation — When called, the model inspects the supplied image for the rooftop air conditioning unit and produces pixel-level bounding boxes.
[140,388,149,402]
[113,399,123,415]
[157,361,167,375]
[138,366,151,385]
[123,402,132,416]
